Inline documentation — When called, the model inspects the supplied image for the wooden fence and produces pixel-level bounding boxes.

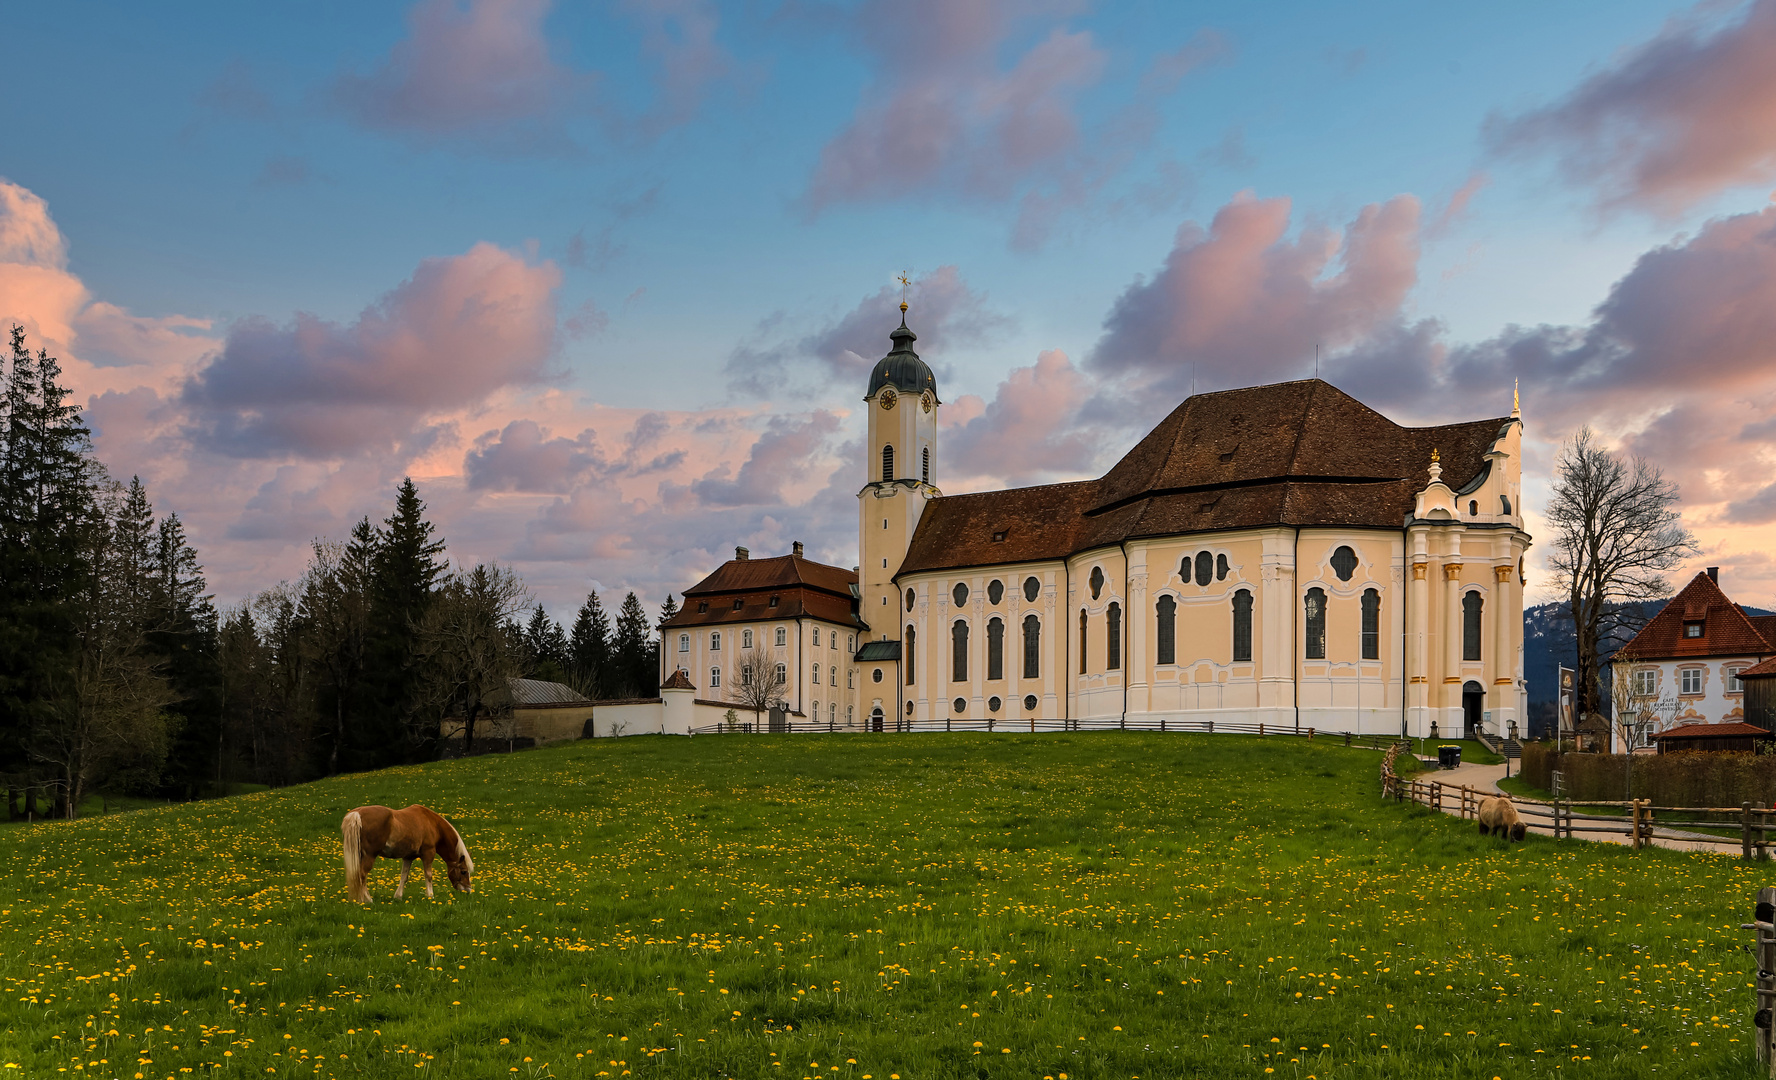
[1380,748,1776,857]
[691,714,1410,751]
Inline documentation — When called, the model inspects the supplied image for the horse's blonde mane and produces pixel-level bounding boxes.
[444,815,473,873]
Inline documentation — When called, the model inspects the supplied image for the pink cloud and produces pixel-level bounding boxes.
[180,242,560,457]
[1489,0,1776,214]
[1089,192,1422,403]
[941,348,1104,489]
[332,0,588,143]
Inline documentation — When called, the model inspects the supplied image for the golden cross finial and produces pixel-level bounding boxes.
[897,271,911,313]
[1513,378,1520,416]
[1431,447,1440,463]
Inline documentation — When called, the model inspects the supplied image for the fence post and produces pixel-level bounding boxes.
[1631,800,1642,851]
[1753,886,1776,1071]
[1207,719,1214,734]
[1763,803,1771,863]
[1343,731,1351,747]
[1308,727,1315,740]
[1259,722,1265,737]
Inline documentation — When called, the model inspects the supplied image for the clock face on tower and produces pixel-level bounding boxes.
[879,389,897,410]
[921,391,933,413]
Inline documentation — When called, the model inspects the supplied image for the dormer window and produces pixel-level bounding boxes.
[768,594,780,607]
[696,601,709,613]
[992,530,1007,542]
[1684,621,1704,638]
[733,598,744,610]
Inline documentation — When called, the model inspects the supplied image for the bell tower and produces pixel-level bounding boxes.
[858,292,939,636]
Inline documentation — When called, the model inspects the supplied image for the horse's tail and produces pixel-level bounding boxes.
[341,811,366,903]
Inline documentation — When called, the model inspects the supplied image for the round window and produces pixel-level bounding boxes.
[872,668,883,683]
[952,697,967,714]
[1023,576,1040,602]
[952,582,969,606]
[987,579,1004,605]
[905,587,915,611]
[1023,694,1038,711]
[988,696,1002,712]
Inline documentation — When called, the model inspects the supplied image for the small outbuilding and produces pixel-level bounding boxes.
[1648,721,1774,755]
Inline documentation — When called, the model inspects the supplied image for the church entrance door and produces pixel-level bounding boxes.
[870,707,884,733]
[1462,681,1484,740]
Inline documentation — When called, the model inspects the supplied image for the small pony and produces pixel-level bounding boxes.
[1477,796,1528,842]
[340,804,474,903]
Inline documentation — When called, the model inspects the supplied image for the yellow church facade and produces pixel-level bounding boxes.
[853,314,1530,741]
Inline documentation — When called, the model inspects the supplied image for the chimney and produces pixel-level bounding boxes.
[792,540,804,557]
[735,546,749,561]
[1707,566,1719,583]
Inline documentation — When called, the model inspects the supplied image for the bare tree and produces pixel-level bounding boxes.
[1609,663,1677,798]
[728,644,786,729]
[1547,427,1697,732]
[411,563,528,755]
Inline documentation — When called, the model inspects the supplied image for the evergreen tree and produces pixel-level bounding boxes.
[361,479,445,769]
[113,477,156,629]
[568,592,610,699]
[0,327,98,803]
[150,511,221,797]
[523,607,570,683]
[612,592,655,698]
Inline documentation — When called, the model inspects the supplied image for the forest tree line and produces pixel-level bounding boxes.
[0,329,664,819]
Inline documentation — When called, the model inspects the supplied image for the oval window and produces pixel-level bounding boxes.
[1023,694,1038,711]
[872,668,883,683]
[987,579,1004,605]
[1023,576,1040,602]
[952,697,967,714]
[1194,551,1213,587]
[953,582,969,606]
[1089,566,1105,599]
[988,695,1002,712]
[1216,553,1229,581]
[905,700,914,716]
[905,587,915,611]
[1331,546,1358,582]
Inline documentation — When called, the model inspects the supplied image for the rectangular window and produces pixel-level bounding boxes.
[1684,621,1704,638]
[1360,589,1380,661]
[1680,668,1704,695]
[709,667,721,688]
[1729,666,1746,693]
[1632,669,1656,697]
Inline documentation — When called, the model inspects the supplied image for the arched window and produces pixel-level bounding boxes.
[710,667,721,688]
[848,667,855,689]
[987,617,1005,680]
[1468,500,1478,516]
[1463,591,1483,661]
[1501,494,1512,515]
[741,665,753,686]
[774,662,786,686]
[811,699,818,718]
[1304,587,1326,660]
[742,629,753,648]
[1023,576,1040,602]
[1361,588,1381,660]
[882,444,895,482]
[1079,609,1089,674]
[829,665,837,686]
[952,620,969,681]
[678,633,689,653]
[1156,595,1177,665]
[906,626,916,684]
[1089,566,1105,599]
[1232,589,1253,662]
[1106,602,1122,670]
[811,628,820,647]
[830,702,837,723]
[1331,546,1358,582]
[847,705,854,725]
[710,631,721,651]
[987,579,1004,605]
[1195,551,1213,587]
[775,627,787,647]
[922,446,930,484]
[905,587,915,611]
[953,582,969,606]
[1216,553,1229,581]
[812,663,821,685]
[1023,615,1041,678]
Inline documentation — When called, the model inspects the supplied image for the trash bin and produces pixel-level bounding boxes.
[1438,744,1462,770]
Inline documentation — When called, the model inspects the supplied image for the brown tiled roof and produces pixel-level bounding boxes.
[1651,721,1772,739]
[1615,572,1776,660]
[660,669,696,690]
[900,379,1512,577]
[663,553,863,630]
[1749,614,1776,650]
[1742,656,1776,679]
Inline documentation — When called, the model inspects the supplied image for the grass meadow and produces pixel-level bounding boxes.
[0,733,1768,1079]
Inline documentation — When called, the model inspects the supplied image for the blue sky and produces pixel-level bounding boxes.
[6,0,1776,614]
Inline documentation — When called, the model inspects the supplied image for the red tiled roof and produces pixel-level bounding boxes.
[1651,721,1772,739]
[664,553,863,631]
[900,379,1512,576]
[681,552,856,598]
[660,669,696,690]
[1749,614,1776,650]
[1615,572,1776,660]
[1742,656,1776,679]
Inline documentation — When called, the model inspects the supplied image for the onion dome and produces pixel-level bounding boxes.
[866,314,939,402]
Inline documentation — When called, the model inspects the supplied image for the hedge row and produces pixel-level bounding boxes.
[1520,743,1776,807]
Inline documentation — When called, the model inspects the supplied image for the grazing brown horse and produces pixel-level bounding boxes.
[340,804,474,903]
[1477,796,1528,842]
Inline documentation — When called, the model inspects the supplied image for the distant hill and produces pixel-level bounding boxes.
[1523,599,1775,738]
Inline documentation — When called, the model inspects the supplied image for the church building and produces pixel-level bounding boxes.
[658,307,1530,741]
